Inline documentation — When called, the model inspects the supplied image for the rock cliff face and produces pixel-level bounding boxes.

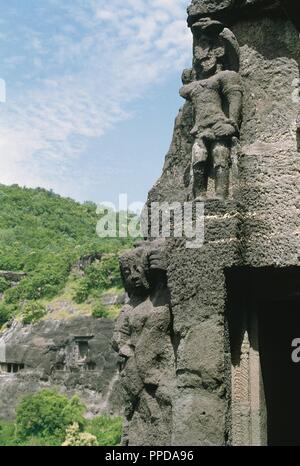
[0,317,121,420]
[114,0,300,446]
[187,0,299,25]
[0,271,26,282]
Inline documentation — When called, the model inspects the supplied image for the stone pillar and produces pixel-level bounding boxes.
[167,200,241,446]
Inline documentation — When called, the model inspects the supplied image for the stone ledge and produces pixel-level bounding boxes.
[187,0,283,27]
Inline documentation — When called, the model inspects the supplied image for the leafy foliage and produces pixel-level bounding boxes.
[92,303,110,319]
[0,184,134,325]
[0,390,123,446]
[16,389,86,442]
[0,277,9,293]
[74,255,122,304]
[0,303,16,326]
[0,421,17,446]
[21,302,47,325]
[62,422,97,446]
[86,415,123,446]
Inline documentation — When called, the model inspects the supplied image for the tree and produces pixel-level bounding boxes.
[16,389,86,442]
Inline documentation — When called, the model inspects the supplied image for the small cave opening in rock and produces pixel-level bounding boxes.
[297,127,300,152]
[54,363,65,371]
[226,266,300,446]
[87,361,96,371]
[78,340,89,358]
[74,336,94,362]
[0,363,24,374]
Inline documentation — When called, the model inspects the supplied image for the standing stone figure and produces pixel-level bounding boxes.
[112,241,175,446]
[180,18,243,200]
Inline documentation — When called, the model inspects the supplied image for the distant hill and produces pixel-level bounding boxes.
[0,184,134,326]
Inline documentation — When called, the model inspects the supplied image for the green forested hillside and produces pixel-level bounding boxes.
[0,184,134,326]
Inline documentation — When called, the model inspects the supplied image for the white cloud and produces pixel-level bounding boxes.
[0,0,192,197]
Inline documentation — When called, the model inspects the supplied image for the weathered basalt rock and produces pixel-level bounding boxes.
[115,0,300,446]
[0,271,26,283]
[0,317,121,420]
[188,1,300,35]
[188,0,280,19]
[113,241,176,446]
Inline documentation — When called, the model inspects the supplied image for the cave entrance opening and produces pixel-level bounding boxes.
[226,267,300,446]
[258,296,300,446]
[74,336,94,365]
[78,340,89,359]
[0,363,24,374]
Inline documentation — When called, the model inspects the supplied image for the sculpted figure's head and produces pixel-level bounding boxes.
[192,18,225,78]
[191,17,240,78]
[120,247,150,298]
[182,68,195,85]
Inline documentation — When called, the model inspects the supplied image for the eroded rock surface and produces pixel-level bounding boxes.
[0,317,121,420]
[113,241,176,446]
[115,0,300,446]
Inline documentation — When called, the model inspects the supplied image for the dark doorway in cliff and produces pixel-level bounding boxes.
[74,336,93,361]
[0,363,25,374]
[78,340,89,358]
[226,266,300,446]
[259,296,300,446]
[87,361,96,371]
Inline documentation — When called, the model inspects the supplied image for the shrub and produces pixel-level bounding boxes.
[74,279,90,304]
[0,277,9,293]
[92,303,110,319]
[0,303,16,326]
[16,390,86,443]
[86,415,123,446]
[74,255,122,304]
[0,412,122,446]
[0,184,130,324]
[0,421,17,446]
[22,302,47,325]
[85,255,122,291]
[5,258,71,304]
[62,423,97,447]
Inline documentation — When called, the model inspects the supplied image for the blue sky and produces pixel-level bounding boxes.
[0,0,192,205]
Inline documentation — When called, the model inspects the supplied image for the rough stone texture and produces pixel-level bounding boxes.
[0,317,121,420]
[0,271,26,281]
[113,242,176,446]
[188,0,279,18]
[165,200,241,445]
[233,17,300,267]
[180,16,243,200]
[101,292,127,306]
[71,253,103,276]
[115,0,300,446]
[187,1,300,33]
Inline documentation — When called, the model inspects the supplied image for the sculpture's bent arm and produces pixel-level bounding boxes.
[227,90,243,130]
[179,83,192,101]
[221,72,243,131]
[112,306,132,355]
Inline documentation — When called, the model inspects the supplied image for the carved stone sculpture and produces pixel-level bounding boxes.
[115,0,300,446]
[112,241,175,446]
[180,18,243,200]
[188,0,300,31]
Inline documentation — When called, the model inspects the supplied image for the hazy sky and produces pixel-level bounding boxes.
[0,0,192,205]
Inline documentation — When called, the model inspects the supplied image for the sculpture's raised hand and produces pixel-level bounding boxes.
[213,121,237,138]
[148,248,167,272]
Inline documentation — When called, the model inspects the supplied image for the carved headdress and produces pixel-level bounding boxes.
[191,17,240,72]
[119,245,150,297]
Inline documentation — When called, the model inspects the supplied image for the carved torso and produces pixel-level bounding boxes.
[116,288,173,384]
[181,70,243,135]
